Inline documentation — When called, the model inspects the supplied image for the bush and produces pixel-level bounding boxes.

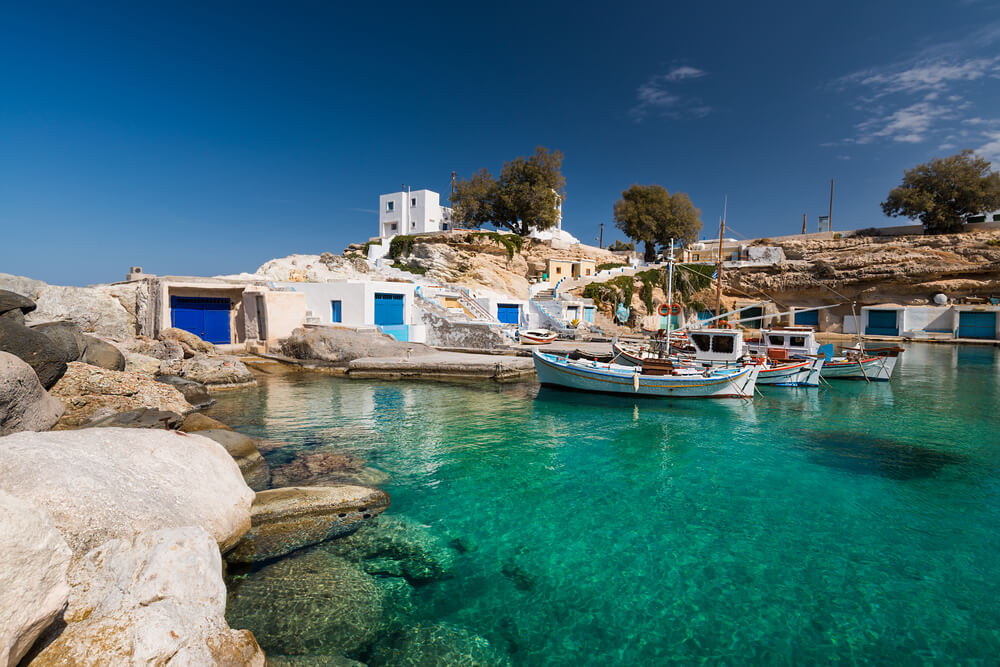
[392,261,428,275]
[466,231,524,259]
[987,239,1000,247]
[853,227,882,237]
[596,262,628,272]
[389,235,417,259]
[607,240,635,251]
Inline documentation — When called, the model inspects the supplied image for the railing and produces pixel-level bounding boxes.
[530,297,571,333]
[457,288,499,324]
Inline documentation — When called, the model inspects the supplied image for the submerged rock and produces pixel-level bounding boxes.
[0,490,72,667]
[269,450,370,488]
[178,353,257,388]
[227,549,384,656]
[0,351,64,435]
[80,335,126,371]
[369,622,511,667]
[47,362,192,429]
[156,374,215,408]
[320,514,455,584]
[31,526,265,666]
[227,485,390,563]
[195,429,270,491]
[0,428,254,557]
[265,656,366,667]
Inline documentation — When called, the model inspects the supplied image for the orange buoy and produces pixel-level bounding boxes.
[657,303,670,317]
[670,303,681,316]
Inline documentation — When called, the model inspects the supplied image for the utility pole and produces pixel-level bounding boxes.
[450,171,456,203]
[802,213,807,235]
[598,222,604,248]
[714,196,728,318]
[828,179,835,230]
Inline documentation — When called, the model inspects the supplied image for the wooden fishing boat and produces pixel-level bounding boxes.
[747,327,900,381]
[532,350,759,398]
[518,329,558,345]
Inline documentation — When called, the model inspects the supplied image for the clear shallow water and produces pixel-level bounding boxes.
[210,345,1000,664]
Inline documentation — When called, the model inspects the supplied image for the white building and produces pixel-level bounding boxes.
[378,189,454,239]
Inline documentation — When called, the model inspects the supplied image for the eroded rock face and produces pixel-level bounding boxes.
[31,526,265,667]
[26,285,136,340]
[227,549,385,656]
[0,490,71,667]
[178,354,257,389]
[0,428,254,557]
[0,352,64,436]
[281,327,432,363]
[194,429,270,491]
[227,485,390,563]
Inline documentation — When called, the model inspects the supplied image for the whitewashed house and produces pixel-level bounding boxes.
[378,189,454,239]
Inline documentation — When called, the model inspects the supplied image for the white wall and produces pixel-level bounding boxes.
[276,280,416,327]
[378,189,453,239]
[901,307,954,334]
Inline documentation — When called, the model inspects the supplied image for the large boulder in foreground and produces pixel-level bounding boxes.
[0,490,72,667]
[47,362,192,429]
[227,485,390,563]
[80,334,126,371]
[0,428,254,557]
[30,321,86,363]
[0,351,64,436]
[25,284,136,340]
[280,327,432,363]
[176,354,257,389]
[0,316,67,389]
[227,549,384,656]
[0,288,37,317]
[194,429,270,491]
[31,527,264,666]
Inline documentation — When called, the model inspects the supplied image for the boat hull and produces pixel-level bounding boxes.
[820,355,897,381]
[533,351,758,398]
[757,360,814,386]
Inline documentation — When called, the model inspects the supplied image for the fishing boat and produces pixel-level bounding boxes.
[532,349,759,398]
[746,327,900,381]
[518,329,558,345]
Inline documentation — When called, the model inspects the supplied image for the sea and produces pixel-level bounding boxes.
[209,343,1000,665]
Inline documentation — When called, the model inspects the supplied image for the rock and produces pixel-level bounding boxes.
[0,275,46,302]
[124,351,163,376]
[281,327,433,363]
[180,412,232,432]
[269,450,367,488]
[266,655,365,666]
[26,284,136,340]
[227,485,390,563]
[118,336,185,361]
[177,353,257,388]
[159,327,215,354]
[0,309,25,326]
[0,317,67,389]
[194,429,270,491]
[0,490,72,667]
[31,526,265,666]
[0,428,254,556]
[47,362,193,429]
[85,408,184,430]
[31,321,86,362]
[80,334,126,371]
[227,549,384,656]
[0,288,36,316]
[0,352,65,435]
[157,374,215,409]
[369,623,511,667]
[320,514,455,584]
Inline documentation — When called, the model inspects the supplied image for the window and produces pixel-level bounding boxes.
[387,201,394,212]
[692,254,700,261]
[555,267,561,274]
[711,335,735,353]
[691,333,711,352]
[442,223,448,230]
[768,335,785,346]
[585,268,591,275]
[411,198,416,207]
[391,223,397,231]
[790,336,806,347]
[411,222,415,228]
[331,300,342,323]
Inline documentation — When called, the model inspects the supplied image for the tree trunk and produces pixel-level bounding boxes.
[643,240,657,263]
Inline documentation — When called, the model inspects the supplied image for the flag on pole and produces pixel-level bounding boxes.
[711,269,718,280]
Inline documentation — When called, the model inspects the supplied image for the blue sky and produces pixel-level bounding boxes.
[3,1,1000,285]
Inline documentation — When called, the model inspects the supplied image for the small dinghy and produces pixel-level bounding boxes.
[518,329,558,345]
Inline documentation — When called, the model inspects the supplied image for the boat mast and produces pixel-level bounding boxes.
[714,196,727,318]
[666,238,675,352]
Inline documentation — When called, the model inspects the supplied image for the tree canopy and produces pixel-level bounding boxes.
[613,185,702,262]
[881,150,1000,234]
[451,147,566,236]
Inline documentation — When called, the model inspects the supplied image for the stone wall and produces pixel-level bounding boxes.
[416,308,507,349]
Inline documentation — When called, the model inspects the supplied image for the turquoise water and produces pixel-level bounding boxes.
[210,344,1000,664]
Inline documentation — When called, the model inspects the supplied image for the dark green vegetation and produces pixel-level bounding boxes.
[392,262,428,275]
[606,240,635,252]
[583,263,714,313]
[613,184,702,262]
[388,235,418,260]
[451,147,566,236]
[882,150,1000,234]
[595,262,628,272]
[466,232,524,260]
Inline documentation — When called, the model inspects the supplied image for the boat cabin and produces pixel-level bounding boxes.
[746,327,819,359]
[687,329,745,363]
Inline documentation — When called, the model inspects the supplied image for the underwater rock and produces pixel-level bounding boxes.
[269,450,375,488]
[320,514,455,584]
[368,622,511,667]
[227,549,384,656]
[265,655,366,667]
[798,431,964,480]
[227,485,390,563]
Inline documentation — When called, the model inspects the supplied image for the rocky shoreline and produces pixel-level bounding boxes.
[0,285,511,665]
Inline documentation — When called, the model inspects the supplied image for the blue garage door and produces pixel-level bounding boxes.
[331,300,342,323]
[170,296,231,344]
[497,303,520,324]
[866,309,899,336]
[958,311,997,339]
[794,309,819,326]
[374,293,404,326]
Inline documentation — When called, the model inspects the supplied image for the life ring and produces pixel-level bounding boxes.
[657,303,670,317]
[670,303,681,316]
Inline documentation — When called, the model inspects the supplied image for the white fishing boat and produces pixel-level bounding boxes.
[746,327,900,382]
[518,329,558,345]
[532,349,759,398]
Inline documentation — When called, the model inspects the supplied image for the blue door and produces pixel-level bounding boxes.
[497,303,520,324]
[743,307,763,328]
[374,293,405,325]
[794,309,819,326]
[584,306,595,324]
[866,309,898,336]
[331,300,342,323]
[170,296,231,344]
[958,311,997,339]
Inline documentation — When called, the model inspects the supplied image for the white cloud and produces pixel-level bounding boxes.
[845,57,998,97]
[630,67,710,121]
[976,131,1000,162]
[855,102,954,144]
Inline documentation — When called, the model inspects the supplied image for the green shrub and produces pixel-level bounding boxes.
[389,235,417,259]
[986,238,1000,247]
[392,261,428,275]
[596,262,628,272]
[467,231,523,259]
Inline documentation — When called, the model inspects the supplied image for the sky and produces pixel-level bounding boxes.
[2,1,1000,285]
